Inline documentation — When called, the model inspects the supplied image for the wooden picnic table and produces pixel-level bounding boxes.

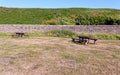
[16,32,25,37]
[72,36,97,45]
[11,32,28,37]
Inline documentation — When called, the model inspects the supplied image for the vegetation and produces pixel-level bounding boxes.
[45,30,78,38]
[0,37,119,75]
[75,15,120,25]
[0,30,120,40]
[0,7,120,25]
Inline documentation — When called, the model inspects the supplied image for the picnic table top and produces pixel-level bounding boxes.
[78,36,91,39]
[15,32,25,34]
[78,36,97,40]
[11,32,27,37]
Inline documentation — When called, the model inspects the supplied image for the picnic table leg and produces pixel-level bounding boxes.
[79,38,82,43]
[87,39,89,44]
[84,41,87,45]
[94,40,97,44]
[72,38,75,42]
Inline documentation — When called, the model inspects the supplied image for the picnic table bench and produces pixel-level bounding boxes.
[11,32,28,38]
[72,36,97,45]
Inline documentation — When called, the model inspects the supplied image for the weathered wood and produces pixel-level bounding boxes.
[72,38,79,42]
[72,36,97,44]
[11,32,29,38]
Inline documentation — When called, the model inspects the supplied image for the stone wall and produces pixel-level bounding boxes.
[0,25,120,34]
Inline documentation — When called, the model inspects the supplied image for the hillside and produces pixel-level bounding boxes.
[0,7,120,25]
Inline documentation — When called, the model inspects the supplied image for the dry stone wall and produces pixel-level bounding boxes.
[0,25,120,34]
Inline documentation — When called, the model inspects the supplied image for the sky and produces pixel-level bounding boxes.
[0,0,120,9]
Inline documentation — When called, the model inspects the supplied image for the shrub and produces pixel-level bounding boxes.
[75,15,120,25]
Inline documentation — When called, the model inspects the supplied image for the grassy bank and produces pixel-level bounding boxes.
[0,30,120,40]
[0,7,120,25]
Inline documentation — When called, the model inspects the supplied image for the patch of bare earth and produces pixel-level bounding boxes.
[0,37,119,75]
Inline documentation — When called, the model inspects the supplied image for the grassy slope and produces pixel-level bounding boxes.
[0,7,120,24]
[0,37,119,75]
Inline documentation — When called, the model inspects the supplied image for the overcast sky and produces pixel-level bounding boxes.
[0,0,120,9]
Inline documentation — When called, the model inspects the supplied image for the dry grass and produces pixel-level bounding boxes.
[0,37,119,75]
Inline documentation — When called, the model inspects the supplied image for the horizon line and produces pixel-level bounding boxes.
[0,6,120,10]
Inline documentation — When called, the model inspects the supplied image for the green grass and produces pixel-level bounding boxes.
[78,33,120,40]
[26,30,120,40]
[0,30,120,40]
[0,7,120,24]
[44,30,78,38]
[0,32,9,36]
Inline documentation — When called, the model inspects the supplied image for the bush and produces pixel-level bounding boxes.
[75,15,120,25]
